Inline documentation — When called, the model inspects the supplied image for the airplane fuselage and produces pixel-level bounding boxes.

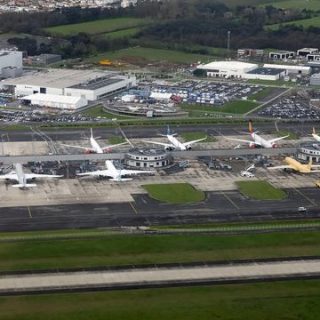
[90,137,104,154]
[167,135,188,151]
[15,163,27,186]
[251,133,274,148]
[312,133,320,142]
[284,157,311,173]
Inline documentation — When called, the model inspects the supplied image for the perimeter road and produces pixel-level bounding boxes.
[0,147,296,164]
[0,258,319,295]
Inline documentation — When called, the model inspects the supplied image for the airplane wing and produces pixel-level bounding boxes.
[77,170,112,178]
[102,141,128,152]
[120,169,154,176]
[0,172,18,181]
[267,165,292,170]
[25,173,63,179]
[268,135,289,143]
[60,144,94,152]
[225,137,261,146]
[142,140,175,149]
[183,137,207,148]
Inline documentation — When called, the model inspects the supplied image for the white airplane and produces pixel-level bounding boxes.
[61,128,128,154]
[227,121,289,148]
[77,160,154,182]
[143,126,207,151]
[312,127,320,142]
[0,163,63,188]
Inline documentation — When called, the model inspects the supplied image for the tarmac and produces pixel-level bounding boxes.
[0,258,319,294]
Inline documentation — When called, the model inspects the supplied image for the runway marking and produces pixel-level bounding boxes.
[221,191,240,209]
[27,207,32,218]
[294,188,317,206]
[129,202,138,214]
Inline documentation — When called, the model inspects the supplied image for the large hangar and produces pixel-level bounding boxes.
[2,69,136,101]
[197,61,258,78]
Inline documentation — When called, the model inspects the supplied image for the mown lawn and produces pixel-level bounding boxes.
[236,180,287,200]
[180,131,216,143]
[86,47,213,64]
[45,17,148,35]
[1,280,320,320]
[0,231,319,272]
[143,183,205,204]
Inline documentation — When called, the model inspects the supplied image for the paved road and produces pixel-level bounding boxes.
[0,121,315,142]
[0,258,319,294]
[0,188,319,232]
[0,147,297,163]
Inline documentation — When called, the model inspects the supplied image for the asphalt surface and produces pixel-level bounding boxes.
[0,121,315,142]
[0,187,319,232]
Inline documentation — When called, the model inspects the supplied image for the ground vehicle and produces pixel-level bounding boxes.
[298,206,307,212]
[240,171,255,178]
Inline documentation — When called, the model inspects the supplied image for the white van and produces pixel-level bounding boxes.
[240,171,255,178]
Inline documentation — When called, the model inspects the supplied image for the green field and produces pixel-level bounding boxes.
[236,180,287,200]
[103,27,141,39]
[143,183,205,204]
[1,280,320,320]
[181,100,259,115]
[180,131,216,143]
[82,105,135,119]
[269,0,320,10]
[0,231,320,272]
[45,17,148,36]
[87,47,213,64]
[267,16,320,30]
[277,130,299,140]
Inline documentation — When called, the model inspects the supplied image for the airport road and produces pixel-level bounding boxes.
[0,147,297,163]
[0,258,319,294]
[0,121,315,142]
[0,188,319,232]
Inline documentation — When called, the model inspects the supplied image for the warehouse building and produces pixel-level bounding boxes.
[268,51,295,60]
[310,73,320,86]
[21,93,88,110]
[0,50,23,79]
[263,64,311,75]
[297,48,318,57]
[197,61,258,78]
[2,69,136,101]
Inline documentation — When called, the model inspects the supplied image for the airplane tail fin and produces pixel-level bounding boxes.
[313,127,316,135]
[90,128,93,138]
[248,120,254,133]
[12,183,37,188]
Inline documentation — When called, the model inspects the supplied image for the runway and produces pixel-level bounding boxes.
[0,188,319,232]
[0,258,319,295]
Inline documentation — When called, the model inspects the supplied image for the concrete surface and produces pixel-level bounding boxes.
[0,259,319,294]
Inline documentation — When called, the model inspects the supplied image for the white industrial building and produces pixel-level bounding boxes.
[0,50,23,79]
[197,60,284,80]
[197,61,258,78]
[2,69,136,101]
[22,93,88,110]
[263,64,311,75]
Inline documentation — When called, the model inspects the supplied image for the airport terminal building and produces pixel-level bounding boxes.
[297,143,320,163]
[124,148,173,169]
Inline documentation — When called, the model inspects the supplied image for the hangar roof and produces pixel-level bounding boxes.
[197,60,258,71]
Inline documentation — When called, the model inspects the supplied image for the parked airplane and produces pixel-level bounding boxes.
[268,157,320,173]
[61,128,128,154]
[143,126,207,151]
[77,160,154,181]
[227,120,289,148]
[312,127,320,142]
[0,163,63,188]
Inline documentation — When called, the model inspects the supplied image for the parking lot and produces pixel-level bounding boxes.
[258,95,320,119]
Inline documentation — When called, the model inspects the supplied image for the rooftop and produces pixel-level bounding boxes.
[247,67,284,75]
[128,148,167,156]
[21,93,86,104]
[198,60,258,71]
[70,76,123,90]
[2,69,117,89]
